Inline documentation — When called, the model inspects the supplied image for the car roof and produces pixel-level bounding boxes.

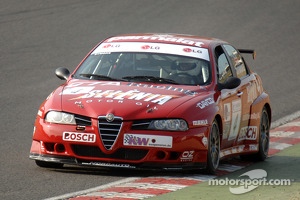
[103,33,226,49]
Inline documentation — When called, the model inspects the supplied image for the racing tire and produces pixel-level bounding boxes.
[35,160,64,168]
[206,119,220,174]
[241,107,270,161]
[254,107,270,161]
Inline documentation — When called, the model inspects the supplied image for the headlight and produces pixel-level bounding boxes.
[149,119,188,131]
[45,111,76,125]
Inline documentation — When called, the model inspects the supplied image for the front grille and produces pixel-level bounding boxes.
[71,145,148,160]
[98,116,122,150]
[75,114,92,126]
[131,120,152,130]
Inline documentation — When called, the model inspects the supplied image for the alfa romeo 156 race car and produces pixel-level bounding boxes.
[29,33,271,174]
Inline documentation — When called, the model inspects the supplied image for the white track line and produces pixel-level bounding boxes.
[271,110,300,129]
[44,177,140,200]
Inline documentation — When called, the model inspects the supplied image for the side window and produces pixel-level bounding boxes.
[215,46,233,84]
[223,45,247,79]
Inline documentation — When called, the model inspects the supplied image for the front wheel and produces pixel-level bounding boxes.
[206,120,220,174]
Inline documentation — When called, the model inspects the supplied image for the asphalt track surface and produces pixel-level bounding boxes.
[0,1,299,199]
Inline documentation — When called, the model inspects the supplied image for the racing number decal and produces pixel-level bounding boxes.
[228,99,242,140]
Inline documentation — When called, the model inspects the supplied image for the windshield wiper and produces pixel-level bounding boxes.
[79,73,121,81]
[122,76,179,84]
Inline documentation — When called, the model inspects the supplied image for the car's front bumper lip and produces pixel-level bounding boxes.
[29,153,206,171]
[29,153,77,165]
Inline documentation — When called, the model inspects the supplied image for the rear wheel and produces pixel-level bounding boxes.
[255,107,270,161]
[35,160,64,168]
[240,107,270,161]
[206,120,220,174]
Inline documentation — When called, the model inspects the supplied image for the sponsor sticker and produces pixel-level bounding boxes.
[67,88,175,105]
[81,162,135,168]
[193,119,208,126]
[61,86,95,95]
[249,144,258,151]
[228,99,242,140]
[220,145,245,158]
[247,83,258,103]
[238,126,258,141]
[224,103,231,122]
[123,134,172,148]
[63,132,96,143]
[106,35,205,48]
[180,150,194,162]
[196,97,214,109]
[92,42,209,60]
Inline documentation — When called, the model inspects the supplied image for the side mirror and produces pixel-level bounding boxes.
[218,77,241,90]
[55,67,70,80]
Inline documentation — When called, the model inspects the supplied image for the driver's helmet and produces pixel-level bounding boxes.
[174,58,202,76]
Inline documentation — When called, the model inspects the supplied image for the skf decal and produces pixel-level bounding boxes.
[249,144,258,151]
[63,132,96,143]
[220,145,245,158]
[124,134,172,148]
[180,150,194,162]
[196,97,214,109]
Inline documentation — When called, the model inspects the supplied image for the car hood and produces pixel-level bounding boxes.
[58,79,211,119]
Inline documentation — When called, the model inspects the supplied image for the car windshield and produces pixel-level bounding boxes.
[74,52,211,86]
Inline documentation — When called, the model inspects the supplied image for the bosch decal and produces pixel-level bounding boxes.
[63,132,96,143]
[238,126,258,141]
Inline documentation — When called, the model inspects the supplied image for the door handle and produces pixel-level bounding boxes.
[237,91,243,97]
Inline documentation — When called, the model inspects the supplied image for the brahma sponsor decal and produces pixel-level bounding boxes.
[68,89,176,105]
[63,132,96,143]
[124,134,172,148]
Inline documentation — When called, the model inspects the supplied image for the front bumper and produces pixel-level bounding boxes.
[30,116,210,170]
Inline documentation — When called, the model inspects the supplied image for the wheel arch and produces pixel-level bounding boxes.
[264,103,272,126]
[214,114,223,141]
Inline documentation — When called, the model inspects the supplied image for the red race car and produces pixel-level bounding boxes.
[29,33,271,174]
